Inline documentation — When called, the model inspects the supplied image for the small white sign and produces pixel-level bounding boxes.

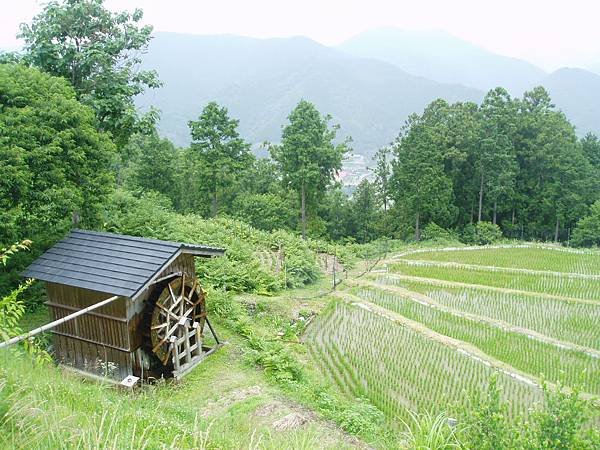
[121,375,140,388]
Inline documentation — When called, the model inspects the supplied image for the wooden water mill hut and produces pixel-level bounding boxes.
[17,229,225,382]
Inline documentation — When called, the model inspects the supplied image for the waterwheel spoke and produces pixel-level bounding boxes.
[150,274,208,370]
[161,346,173,365]
[185,279,197,305]
[156,303,179,322]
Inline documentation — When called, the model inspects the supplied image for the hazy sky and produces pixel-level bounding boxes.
[2,0,600,71]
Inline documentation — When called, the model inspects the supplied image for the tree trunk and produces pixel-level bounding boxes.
[554,216,560,242]
[478,172,484,222]
[210,191,218,217]
[511,209,515,225]
[493,201,497,225]
[520,224,524,240]
[301,183,307,240]
[415,211,420,241]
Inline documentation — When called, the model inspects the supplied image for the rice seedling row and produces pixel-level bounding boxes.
[394,258,600,280]
[386,260,600,301]
[306,301,542,420]
[352,286,600,395]
[375,276,600,351]
[402,247,600,275]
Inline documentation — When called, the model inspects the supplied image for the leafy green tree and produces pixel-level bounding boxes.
[390,101,457,240]
[238,158,282,196]
[270,100,349,239]
[0,64,115,246]
[19,0,161,147]
[581,133,600,177]
[188,102,253,217]
[571,200,600,247]
[120,132,178,204]
[231,193,295,231]
[319,188,353,241]
[350,179,379,243]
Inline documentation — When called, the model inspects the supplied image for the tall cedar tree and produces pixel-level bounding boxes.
[271,100,349,239]
[372,145,392,212]
[515,88,593,240]
[123,132,178,205]
[391,100,457,241]
[19,0,161,148]
[477,88,517,224]
[188,102,253,217]
[351,179,379,243]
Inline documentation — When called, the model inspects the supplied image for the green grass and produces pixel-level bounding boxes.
[404,246,600,275]
[0,327,361,450]
[387,260,600,301]
[353,286,600,395]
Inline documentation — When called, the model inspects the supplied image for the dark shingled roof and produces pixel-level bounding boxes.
[22,229,224,298]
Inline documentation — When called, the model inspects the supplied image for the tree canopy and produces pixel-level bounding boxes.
[0,63,115,246]
[188,102,253,217]
[387,87,599,242]
[19,0,161,148]
[271,100,349,239]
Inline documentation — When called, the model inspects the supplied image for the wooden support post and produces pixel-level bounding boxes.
[205,318,220,345]
[193,322,202,357]
[170,336,180,372]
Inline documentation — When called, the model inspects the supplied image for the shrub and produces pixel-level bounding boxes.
[462,222,502,245]
[421,223,458,243]
[337,398,385,435]
[455,375,513,449]
[521,382,591,450]
[571,200,600,247]
[455,376,600,449]
[104,190,320,295]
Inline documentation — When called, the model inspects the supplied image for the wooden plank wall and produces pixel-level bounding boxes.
[45,282,132,379]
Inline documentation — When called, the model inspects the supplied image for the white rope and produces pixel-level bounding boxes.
[0,295,120,349]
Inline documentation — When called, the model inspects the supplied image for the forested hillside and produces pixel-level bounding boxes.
[139,30,600,156]
[136,32,483,153]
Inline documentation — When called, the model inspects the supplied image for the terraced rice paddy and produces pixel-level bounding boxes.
[387,260,600,301]
[305,245,600,421]
[403,246,600,275]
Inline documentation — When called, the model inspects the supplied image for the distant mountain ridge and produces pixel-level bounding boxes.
[338,28,547,95]
[589,61,600,75]
[138,32,483,155]
[540,68,600,136]
[137,31,600,157]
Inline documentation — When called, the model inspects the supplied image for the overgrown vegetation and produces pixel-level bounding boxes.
[1,0,600,448]
[455,376,600,449]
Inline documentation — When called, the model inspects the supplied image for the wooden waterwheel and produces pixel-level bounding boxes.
[150,274,208,375]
